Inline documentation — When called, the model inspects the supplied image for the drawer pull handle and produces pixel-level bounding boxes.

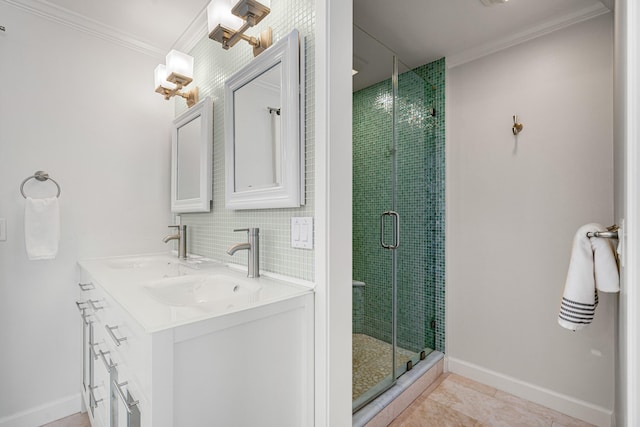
[105,325,127,346]
[98,350,116,373]
[113,381,139,414]
[75,300,88,312]
[78,282,95,291]
[89,342,102,360]
[82,313,94,325]
[89,385,103,407]
[88,299,104,311]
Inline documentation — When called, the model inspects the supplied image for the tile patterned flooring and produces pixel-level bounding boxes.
[42,374,595,427]
[41,412,90,427]
[390,373,595,427]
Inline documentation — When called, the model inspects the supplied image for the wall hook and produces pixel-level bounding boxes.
[512,115,523,135]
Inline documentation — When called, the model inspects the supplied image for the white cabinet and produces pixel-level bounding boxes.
[78,275,145,427]
[77,259,314,427]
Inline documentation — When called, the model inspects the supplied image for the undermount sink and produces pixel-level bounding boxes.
[107,257,160,269]
[143,274,261,310]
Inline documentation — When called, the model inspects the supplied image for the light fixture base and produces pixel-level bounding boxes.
[155,85,199,108]
[182,87,199,108]
[252,27,272,56]
[209,24,234,48]
[167,72,193,87]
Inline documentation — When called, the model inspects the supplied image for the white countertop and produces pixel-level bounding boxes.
[78,253,314,333]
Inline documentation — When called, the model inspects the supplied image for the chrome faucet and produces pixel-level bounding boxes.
[163,225,187,260]
[227,228,260,278]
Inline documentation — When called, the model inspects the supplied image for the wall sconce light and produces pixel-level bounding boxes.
[154,50,199,108]
[206,0,273,56]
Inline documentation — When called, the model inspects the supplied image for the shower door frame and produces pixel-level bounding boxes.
[352,55,401,413]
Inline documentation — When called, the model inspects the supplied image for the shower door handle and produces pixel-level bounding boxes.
[380,211,400,250]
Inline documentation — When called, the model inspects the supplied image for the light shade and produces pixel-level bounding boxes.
[166,50,194,81]
[154,64,176,90]
[207,0,244,34]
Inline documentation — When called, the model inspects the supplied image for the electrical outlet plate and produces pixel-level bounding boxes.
[0,218,6,241]
[291,217,313,249]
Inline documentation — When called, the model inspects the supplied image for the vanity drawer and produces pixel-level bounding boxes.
[96,287,153,404]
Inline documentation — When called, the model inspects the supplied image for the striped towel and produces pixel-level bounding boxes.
[558,223,619,331]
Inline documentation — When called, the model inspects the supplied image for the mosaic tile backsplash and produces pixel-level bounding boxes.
[352,58,446,354]
[175,0,315,282]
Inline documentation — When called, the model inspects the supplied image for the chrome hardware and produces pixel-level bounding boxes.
[78,282,95,291]
[113,381,139,414]
[90,343,102,360]
[587,224,619,239]
[380,211,400,250]
[76,300,88,311]
[82,313,94,325]
[89,385,104,407]
[105,325,127,346]
[163,224,187,260]
[227,228,260,278]
[88,299,104,311]
[20,170,61,198]
[98,350,116,373]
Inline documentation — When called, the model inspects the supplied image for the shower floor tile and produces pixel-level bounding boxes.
[353,333,417,401]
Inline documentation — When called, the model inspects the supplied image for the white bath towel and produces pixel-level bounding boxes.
[558,223,619,331]
[24,196,60,260]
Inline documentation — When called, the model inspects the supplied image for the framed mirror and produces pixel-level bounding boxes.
[224,29,305,209]
[171,97,213,212]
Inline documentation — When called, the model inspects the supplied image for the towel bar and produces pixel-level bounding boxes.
[20,171,61,198]
[586,225,618,239]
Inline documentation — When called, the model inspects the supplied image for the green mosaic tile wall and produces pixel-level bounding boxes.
[174,0,315,281]
[352,58,446,353]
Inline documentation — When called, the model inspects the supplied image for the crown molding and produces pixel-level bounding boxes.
[172,7,208,53]
[2,0,165,58]
[447,3,611,69]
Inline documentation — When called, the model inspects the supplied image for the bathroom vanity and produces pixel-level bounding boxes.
[76,254,314,427]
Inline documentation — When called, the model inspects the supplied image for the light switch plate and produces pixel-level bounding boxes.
[291,217,313,249]
[0,218,6,241]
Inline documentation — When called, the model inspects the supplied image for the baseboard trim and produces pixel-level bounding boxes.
[447,357,614,427]
[0,393,82,427]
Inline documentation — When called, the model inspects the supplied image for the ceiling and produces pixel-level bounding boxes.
[13,0,612,89]
[353,0,612,90]
[44,0,208,49]
[20,0,212,56]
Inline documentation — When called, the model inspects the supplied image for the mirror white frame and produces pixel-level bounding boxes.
[171,97,213,212]
[224,29,305,209]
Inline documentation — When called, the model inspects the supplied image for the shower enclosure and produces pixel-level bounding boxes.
[352,26,445,412]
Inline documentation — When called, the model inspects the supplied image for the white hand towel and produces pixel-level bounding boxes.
[24,196,60,260]
[558,223,619,331]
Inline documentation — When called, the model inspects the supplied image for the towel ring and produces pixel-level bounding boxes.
[20,171,61,199]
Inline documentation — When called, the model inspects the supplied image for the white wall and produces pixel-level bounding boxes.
[447,13,615,425]
[0,4,173,425]
[315,0,353,425]
[615,0,640,425]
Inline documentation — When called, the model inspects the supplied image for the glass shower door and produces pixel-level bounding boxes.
[352,25,396,411]
[394,61,437,375]
[352,25,438,412]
